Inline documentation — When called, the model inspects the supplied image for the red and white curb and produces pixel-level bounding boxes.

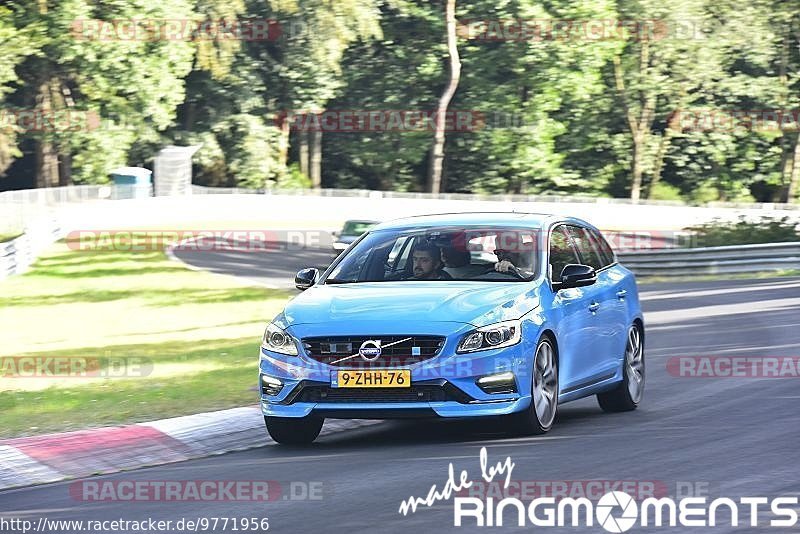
[0,406,375,491]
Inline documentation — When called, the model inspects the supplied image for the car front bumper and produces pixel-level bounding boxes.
[259,341,534,419]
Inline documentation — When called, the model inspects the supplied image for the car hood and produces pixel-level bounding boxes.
[281,281,541,330]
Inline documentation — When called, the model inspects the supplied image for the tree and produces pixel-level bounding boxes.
[443,0,621,195]
[320,1,444,191]
[610,0,737,201]
[8,0,195,186]
[427,0,460,194]
[0,6,34,176]
[246,0,382,187]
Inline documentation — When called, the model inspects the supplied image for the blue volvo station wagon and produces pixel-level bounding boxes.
[259,213,645,444]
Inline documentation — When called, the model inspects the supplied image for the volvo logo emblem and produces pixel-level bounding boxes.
[329,337,410,365]
[358,340,382,361]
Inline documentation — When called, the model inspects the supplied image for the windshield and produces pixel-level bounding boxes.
[325,226,539,283]
[341,221,376,235]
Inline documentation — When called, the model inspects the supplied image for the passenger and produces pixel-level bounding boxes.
[494,233,535,278]
[409,242,451,280]
[441,246,484,279]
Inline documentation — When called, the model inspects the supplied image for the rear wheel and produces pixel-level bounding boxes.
[597,324,645,412]
[507,335,558,435]
[265,415,324,445]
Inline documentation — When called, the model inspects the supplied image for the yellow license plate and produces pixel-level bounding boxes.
[333,370,411,388]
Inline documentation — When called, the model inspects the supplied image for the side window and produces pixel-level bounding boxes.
[590,229,617,266]
[385,235,414,276]
[549,226,581,282]
[567,226,604,271]
[387,236,411,268]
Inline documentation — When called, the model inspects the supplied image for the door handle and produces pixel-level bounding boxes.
[588,302,600,313]
[616,289,627,299]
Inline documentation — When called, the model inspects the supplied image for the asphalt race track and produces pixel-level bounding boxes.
[170,239,336,289]
[2,246,800,533]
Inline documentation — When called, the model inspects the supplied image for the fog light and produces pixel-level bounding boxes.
[476,372,517,394]
[261,374,284,396]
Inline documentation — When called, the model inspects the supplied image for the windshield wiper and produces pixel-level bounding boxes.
[325,278,357,284]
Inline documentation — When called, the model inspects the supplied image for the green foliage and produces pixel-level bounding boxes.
[1,0,194,183]
[224,114,284,187]
[685,216,800,247]
[648,182,683,201]
[687,182,720,204]
[0,6,33,174]
[279,163,312,189]
[1,0,800,200]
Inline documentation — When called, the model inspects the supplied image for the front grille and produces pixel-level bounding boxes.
[297,385,449,403]
[292,381,477,404]
[282,380,475,405]
[302,335,445,367]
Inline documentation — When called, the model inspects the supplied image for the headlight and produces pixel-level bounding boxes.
[261,323,299,356]
[457,320,522,353]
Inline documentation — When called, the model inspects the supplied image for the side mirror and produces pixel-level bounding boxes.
[295,268,319,290]
[559,264,596,290]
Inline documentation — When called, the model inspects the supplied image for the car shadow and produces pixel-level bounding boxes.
[268,404,608,452]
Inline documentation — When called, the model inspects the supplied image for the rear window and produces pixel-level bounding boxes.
[567,226,605,271]
[549,226,581,282]
[590,228,617,267]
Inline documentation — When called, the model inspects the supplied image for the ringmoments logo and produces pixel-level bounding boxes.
[398,449,799,530]
[596,491,638,532]
[451,492,799,529]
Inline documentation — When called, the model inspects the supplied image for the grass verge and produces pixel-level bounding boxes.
[0,232,22,243]
[0,242,292,438]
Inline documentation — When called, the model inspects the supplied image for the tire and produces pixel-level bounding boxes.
[597,323,645,412]
[506,335,559,435]
[264,415,324,445]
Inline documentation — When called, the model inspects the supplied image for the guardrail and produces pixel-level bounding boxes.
[618,242,800,277]
[0,220,63,280]
[190,185,800,210]
[0,185,149,281]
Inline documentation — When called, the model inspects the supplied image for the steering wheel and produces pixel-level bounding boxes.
[482,263,526,279]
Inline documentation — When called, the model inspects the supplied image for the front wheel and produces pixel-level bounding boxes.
[506,335,559,435]
[265,415,324,445]
[597,323,645,412]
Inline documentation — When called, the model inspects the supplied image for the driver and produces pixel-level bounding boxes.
[410,242,451,280]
